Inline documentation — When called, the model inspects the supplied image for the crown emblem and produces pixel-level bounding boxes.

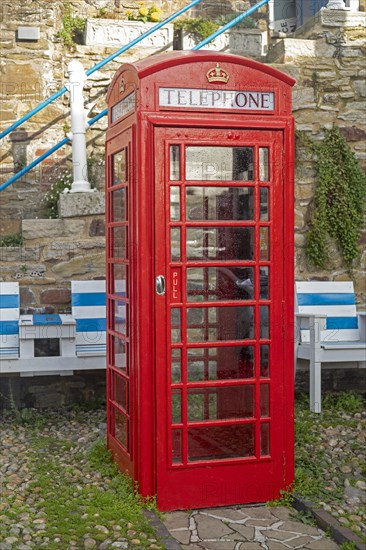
[206,64,229,84]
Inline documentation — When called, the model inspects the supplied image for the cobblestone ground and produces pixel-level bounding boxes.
[163,506,340,549]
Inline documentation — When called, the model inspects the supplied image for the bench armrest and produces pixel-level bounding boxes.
[294,313,327,348]
[358,312,366,341]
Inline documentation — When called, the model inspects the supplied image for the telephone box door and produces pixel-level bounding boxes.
[154,126,289,511]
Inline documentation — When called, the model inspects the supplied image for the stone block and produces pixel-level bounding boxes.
[89,219,105,237]
[320,8,366,28]
[181,28,266,57]
[40,288,71,305]
[84,19,174,50]
[22,219,86,240]
[340,125,366,141]
[20,287,36,306]
[58,191,105,218]
[51,253,105,278]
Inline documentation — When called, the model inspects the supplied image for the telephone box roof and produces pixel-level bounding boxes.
[107,50,295,103]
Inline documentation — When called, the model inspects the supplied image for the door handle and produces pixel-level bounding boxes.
[156,275,165,295]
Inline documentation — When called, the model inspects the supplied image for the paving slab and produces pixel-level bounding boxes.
[162,505,341,549]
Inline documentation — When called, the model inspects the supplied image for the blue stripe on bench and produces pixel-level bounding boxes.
[0,321,19,335]
[71,293,106,307]
[326,317,358,330]
[297,293,355,306]
[76,318,106,332]
[0,295,20,308]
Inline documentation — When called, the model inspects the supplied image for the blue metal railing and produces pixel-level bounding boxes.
[0,0,270,192]
[0,0,203,141]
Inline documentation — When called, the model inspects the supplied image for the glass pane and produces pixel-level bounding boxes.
[260,345,270,378]
[187,267,253,302]
[172,429,182,464]
[188,385,254,421]
[187,227,254,261]
[171,348,181,383]
[186,147,254,181]
[112,187,127,221]
[188,424,255,461]
[113,263,127,297]
[188,346,254,381]
[172,389,182,423]
[171,227,181,262]
[170,145,180,180]
[260,188,269,221]
[112,226,126,259]
[260,227,269,260]
[114,373,127,412]
[260,384,270,417]
[114,301,127,335]
[170,187,180,221]
[260,423,270,456]
[113,150,127,185]
[186,187,254,220]
[260,306,269,339]
[259,148,269,181]
[260,267,269,300]
[171,308,181,343]
[115,409,128,450]
[114,337,127,373]
[187,306,254,342]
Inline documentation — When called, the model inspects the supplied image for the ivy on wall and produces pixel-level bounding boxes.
[304,126,366,270]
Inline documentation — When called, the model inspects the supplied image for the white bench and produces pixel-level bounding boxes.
[71,280,106,357]
[0,282,20,360]
[295,281,366,413]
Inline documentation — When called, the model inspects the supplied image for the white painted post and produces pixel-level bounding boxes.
[326,0,346,9]
[67,60,92,193]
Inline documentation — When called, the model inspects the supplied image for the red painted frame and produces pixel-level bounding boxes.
[105,51,295,511]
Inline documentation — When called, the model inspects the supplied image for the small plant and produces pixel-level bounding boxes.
[304,126,366,270]
[19,264,28,273]
[42,171,72,219]
[174,17,220,41]
[215,13,257,29]
[340,542,357,550]
[0,233,23,247]
[57,2,86,47]
[14,155,27,171]
[125,2,162,23]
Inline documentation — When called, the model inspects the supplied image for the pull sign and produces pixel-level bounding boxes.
[171,269,181,303]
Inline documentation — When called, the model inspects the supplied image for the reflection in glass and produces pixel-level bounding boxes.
[114,373,127,411]
[187,227,254,261]
[113,149,127,185]
[187,267,253,302]
[260,423,270,456]
[187,346,254,380]
[113,226,126,259]
[172,429,182,463]
[260,345,270,377]
[259,148,269,181]
[171,308,181,343]
[186,147,254,181]
[260,384,270,417]
[113,188,127,221]
[170,187,180,221]
[186,187,254,220]
[172,389,182,423]
[171,348,181,383]
[260,227,269,260]
[188,424,255,461]
[113,263,127,297]
[188,385,254,421]
[170,145,180,180]
[115,409,128,450]
[260,267,269,299]
[187,306,254,342]
[114,337,127,373]
[260,188,269,221]
[115,301,127,335]
[260,306,269,339]
[171,227,181,261]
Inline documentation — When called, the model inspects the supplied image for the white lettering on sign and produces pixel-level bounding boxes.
[111,91,136,123]
[159,88,274,111]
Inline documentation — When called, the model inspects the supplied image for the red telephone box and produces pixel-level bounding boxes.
[105,51,295,511]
